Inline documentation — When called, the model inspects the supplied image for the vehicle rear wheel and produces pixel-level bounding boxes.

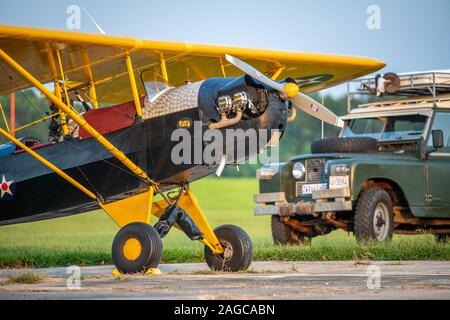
[271,216,311,245]
[434,233,449,243]
[112,222,162,274]
[204,225,253,272]
[354,188,394,243]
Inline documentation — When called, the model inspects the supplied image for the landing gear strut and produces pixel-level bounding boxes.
[104,185,253,274]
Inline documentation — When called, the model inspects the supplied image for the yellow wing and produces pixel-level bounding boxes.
[0,25,385,104]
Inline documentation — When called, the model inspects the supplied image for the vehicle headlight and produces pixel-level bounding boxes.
[292,162,306,180]
[331,164,350,176]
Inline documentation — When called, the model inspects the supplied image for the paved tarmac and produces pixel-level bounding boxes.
[0,261,449,299]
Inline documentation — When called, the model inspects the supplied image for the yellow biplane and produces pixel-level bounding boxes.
[0,25,385,273]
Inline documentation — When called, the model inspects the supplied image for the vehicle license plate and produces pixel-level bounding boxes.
[301,183,328,195]
[329,176,349,189]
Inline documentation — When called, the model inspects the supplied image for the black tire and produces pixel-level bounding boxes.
[112,222,162,274]
[354,188,394,243]
[311,137,378,154]
[204,225,253,272]
[435,234,449,243]
[271,216,311,245]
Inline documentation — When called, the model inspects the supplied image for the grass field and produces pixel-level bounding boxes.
[0,178,449,268]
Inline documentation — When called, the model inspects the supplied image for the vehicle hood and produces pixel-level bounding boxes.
[289,151,419,162]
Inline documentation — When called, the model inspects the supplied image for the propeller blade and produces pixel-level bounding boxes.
[290,93,344,128]
[225,54,344,127]
[225,54,285,92]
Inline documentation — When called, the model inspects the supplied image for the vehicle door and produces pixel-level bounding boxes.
[426,111,450,217]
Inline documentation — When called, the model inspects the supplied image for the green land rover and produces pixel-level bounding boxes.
[254,71,450,244]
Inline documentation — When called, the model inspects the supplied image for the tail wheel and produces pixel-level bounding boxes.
[271,216,311,245]
[354,188,394,243]
[204,225,253,272]
[112,222,162,274]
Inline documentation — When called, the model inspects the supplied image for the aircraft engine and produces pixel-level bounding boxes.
[216,76,269,117]
[142,76,280,131]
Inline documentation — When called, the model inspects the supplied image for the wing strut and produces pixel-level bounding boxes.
[81,50,99,109]
[0,101,9,132]
[46,47,69,136]
[0,127,97,200]
[0,125,159,233]
[125,52,143,118]
[0,48,152,184]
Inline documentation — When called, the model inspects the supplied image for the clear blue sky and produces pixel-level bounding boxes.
[0,0,449,95]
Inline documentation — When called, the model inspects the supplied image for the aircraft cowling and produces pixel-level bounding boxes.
[198,77,289,166]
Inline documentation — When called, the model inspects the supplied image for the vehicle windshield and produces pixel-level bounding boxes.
[342,114,428,141]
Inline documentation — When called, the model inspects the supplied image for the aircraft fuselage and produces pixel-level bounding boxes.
[0,77,288,225]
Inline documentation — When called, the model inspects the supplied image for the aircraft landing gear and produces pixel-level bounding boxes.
[111,222,162,274]
[204,224,253,272]
[103,185,253,274]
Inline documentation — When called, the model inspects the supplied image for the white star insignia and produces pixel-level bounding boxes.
[0,175,13,199]
[297,76,326,87]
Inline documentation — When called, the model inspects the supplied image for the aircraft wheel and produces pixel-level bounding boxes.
[112,222,162,274]
[204,225,253,272]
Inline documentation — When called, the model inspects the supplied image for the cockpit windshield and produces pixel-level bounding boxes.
[342,114,428,142]
[140,69,173,102]
[143,81,172,102]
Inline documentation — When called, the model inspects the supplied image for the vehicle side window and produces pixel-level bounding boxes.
[428,112,450,148]
[343,118,384,139]
[394,117,425,132]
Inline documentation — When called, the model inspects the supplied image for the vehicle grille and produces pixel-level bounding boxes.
[295,158,327,197]
[306,158,326,184]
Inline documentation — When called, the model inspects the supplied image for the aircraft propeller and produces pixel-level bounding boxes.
[225,54,344,128]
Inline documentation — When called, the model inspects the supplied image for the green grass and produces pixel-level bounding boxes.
[0,177,448,268]
[0,271,42,285]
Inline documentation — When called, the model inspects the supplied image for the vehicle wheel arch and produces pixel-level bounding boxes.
[357,177,410,208]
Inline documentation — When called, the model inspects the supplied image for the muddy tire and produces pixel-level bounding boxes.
[354,188,394,243]
[112,222,162,274]
[204,225,253,272]
[434,234,449,243]
[311,137,378,154]
[271,216,311,245]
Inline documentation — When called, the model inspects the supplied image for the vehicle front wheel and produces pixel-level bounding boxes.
[112,222,162,274]
[204,225,253,272]
[271,216,311,245]
[354,188,394,243]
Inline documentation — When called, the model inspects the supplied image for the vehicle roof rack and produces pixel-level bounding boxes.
[346,71,450,112]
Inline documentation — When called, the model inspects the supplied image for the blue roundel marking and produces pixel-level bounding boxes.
[0,173,16,202]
